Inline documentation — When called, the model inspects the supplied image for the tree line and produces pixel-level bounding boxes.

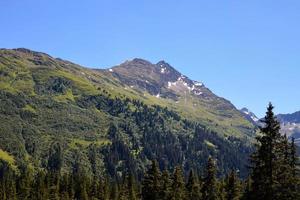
[0,103,299,200]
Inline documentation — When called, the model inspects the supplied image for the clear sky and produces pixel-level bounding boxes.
[1,0,299,117]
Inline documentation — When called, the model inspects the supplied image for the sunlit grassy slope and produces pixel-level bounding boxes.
[0,48,255,176]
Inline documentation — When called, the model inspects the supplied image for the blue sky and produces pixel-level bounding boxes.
[1,0,299,117]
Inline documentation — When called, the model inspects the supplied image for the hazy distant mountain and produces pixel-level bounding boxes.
[241,107,300,146]
[277,111,300,145]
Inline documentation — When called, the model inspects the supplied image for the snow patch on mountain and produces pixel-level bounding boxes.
[167,76,204,96]
[194,81,203,87]
[160,66,167,74]
[240,108,259,122]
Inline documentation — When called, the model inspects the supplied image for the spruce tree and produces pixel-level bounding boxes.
[241,177,252,200]
[160,170,172,200]
[249,103,299,200]
[218,179,226,200]
[224,170,241,200]
[186,170,202,200]
[89,176,99,199]
[47,142,62,200]
[142,160,161,200]
[72,156,89,200]
[124,172,138,200]
[33,171,48,200]
[110,181,119,200]
[0,163,17,200]
[170,166,187,200]
[290,137,298,177]
[276,135,295,200]
[47,142,62,172]
[250,103,281,200]
[16,164,33,200]
[287,137,299,199]
[202,157,219,200]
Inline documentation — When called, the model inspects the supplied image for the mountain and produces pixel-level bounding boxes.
[0,48,255,178]
[103,58,255,138]
[277,111,300,145]
[240,106,300,146]
[240,107,260,124]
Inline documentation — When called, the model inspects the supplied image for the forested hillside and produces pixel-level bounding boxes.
[0,48,256,180]
[0,103,298,200]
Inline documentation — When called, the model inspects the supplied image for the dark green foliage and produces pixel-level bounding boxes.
[0,85,253,179]
[120,172,138,200]
[186,170,202,200]
[160,170,172,200]
[110,182,119,200]
[241,177,252,200]
[16,165,33,200]
[142,160,161,200]
[47,142,62,172]
[170,166,187,200]
[0,161,17,200]
[249,103,300,200]
[0,151,298,200]
[202,157,219,200]
[224,170,241,200]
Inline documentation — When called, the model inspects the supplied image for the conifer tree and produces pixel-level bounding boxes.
[101,178,111,200]
[122,171,138,200]
[47,142,62,172]
[250,103,281,200]
[6,177,17,200]
[287,137,299,199]
[170,166,187,200]
[241,177,252,200]
[276,135,295,200]
[186,170,202,200]
[16,164,33,200]
[47,142,62,200]
[202,157,219,200]
[0,161,16,200]
[90,177,102,200]
[1,166,17,200]
[290,137,298,176]
[33,171,48,200]
[218,179,226,200]
[72,156,89,200]
[160,170,172,200]
[249,103,299,200]
[224,170,241,200]
[111,182,120,200]
[142,160,161,200]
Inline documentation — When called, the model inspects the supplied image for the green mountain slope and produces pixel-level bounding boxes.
[0,48,254,177]
[104,58,255,138]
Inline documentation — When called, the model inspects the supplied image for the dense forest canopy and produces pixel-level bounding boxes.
[0,100,299,199]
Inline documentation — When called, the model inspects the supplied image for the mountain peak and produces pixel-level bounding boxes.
[123,58,152,66]
[156,60,179,75]
[156,60,169,66]
[108,58,236,112]
[240,108,259,123]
